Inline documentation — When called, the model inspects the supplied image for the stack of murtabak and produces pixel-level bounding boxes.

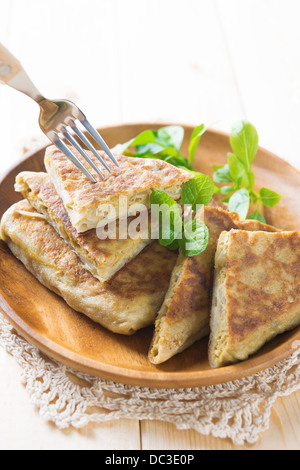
[1,146,300,369]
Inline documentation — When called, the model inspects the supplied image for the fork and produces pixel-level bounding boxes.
[0,43,119,182]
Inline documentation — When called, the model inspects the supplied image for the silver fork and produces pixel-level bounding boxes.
[0,43,119,182]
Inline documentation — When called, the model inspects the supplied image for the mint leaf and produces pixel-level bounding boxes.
[181,174,214,209]
[150,189,180,211]
[135,142,165,156]
[179,220,209,257]
[150,190,182,247]
[159,225,180,247]
[163,153,191,168]
[157,126,184,150]
[115,124,205,174]
[213,164,232,183]
[114,130,157,154]
[259,188,282,208]
[188,124,206,165]
[248,210,267,224]
[228,188,250,220]
[166,239,180,251]
[219,185,234,195]
[115,127,186,162]
[228,153,254,189]
[230,121,259,168]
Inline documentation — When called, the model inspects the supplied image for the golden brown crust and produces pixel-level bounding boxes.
[227,230,300,342]
[209,230,300,368]
[237,219,280,232]
[0,201,177,335]
[15,171,152,281]
[148,206,279,364]
[44,145,193,232]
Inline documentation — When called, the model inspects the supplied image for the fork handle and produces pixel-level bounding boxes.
[0,43,22,84]
[0,43,44,102]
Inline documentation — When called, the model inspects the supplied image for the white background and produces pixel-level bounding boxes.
[1,0,300,450]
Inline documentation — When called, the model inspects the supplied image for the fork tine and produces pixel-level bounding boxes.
[79,117,120,168]
[62,127,104,180]
[50,133,97,183]
[70,120,113,173]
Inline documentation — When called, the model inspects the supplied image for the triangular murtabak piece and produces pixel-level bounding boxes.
[148,206,279,364]
[15,171,152,282]
[209,229,300,368]
[44,145,193,233]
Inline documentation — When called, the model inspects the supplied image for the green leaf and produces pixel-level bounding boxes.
[159,225,179,247]
[114,124,206,175]
[228,188,250,220]
[165,239,180,251]
[259,188,282,208]
[157,126,184,150]
[227,153,254,189]
[150,190,182,247]
[163,153,190,168]
[150,189,178,210]
[248,210,267,224]
[135,142,165,156]
[114,126,185,157]
[181,174,215,209]
[213,164,232,183]
[219,185,234,195]
[188,124,206,165]
[230,121,259,169]
[179,220,209,257]
[113,130,157,154]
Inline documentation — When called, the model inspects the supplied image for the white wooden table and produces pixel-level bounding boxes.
[1,0,300,450]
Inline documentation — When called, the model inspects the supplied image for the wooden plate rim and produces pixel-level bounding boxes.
[1,123,300,389]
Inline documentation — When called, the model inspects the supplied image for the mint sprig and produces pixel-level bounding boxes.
[115,120,283,225]
[150,176,213,257]
[213,121,282,222]
[228,188,250,221]
[179,220,209,257]
[150,190,182,248]
[113,125,207,175]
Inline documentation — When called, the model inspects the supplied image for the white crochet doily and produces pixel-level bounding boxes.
[1,313,300,446]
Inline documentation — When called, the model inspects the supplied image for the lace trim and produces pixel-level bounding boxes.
[1,314,300,445]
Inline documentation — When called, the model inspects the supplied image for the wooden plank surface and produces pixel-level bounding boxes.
[0,0,300,450]
[215,0,300,170]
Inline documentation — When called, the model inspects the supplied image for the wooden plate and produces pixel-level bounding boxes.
[1,123,300,389]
